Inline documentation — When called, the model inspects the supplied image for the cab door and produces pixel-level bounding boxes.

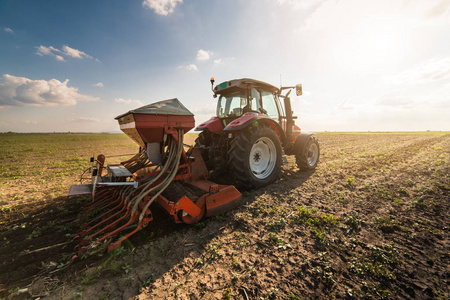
[260,91,281,124]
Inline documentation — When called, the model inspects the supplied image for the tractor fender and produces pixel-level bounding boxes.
[293,132,316,155]
[195,116,224,135]
[224,113,285,143]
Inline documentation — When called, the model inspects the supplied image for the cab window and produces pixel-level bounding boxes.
[261,91,279,120]
[217,92,247,118]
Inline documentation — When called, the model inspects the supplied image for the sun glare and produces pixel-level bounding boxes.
[334,13,406,72]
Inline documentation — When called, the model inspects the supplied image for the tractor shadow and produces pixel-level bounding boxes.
[0,194,88,298]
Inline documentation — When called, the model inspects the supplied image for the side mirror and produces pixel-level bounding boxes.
[296,84,302,96]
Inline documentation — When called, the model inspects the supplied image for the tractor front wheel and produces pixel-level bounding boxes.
[296,136,320,170]
[228,125,282,189]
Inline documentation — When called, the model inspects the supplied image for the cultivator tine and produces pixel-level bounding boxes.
[81,194,125,229]
[79,190,120,224]
[79,210,132,249]
[84,189,123,215]
[80,201,127,237]
[79,191,133,236]
[81,188,116,212]
[84,210,136,243]
[108,214,152,251]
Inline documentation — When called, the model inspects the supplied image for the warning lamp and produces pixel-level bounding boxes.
[210,77,216,95]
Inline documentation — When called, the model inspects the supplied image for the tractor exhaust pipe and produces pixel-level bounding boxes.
[281,84,302,144]
[283,90,294,143]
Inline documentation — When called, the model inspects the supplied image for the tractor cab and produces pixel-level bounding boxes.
[195,77,318,189]
[213,78,282,126]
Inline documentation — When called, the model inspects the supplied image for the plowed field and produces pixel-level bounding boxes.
[1,132,449,299]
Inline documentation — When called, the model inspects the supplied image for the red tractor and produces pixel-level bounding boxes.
[67,79,320,253]
[195,78,320,189]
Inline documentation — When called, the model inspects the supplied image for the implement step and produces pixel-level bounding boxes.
[68,184,92,197]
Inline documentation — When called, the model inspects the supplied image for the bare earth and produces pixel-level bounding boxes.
[0,132,449,299]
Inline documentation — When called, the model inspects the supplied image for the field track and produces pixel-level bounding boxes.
[0,132,448,299]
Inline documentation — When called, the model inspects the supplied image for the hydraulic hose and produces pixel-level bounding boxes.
[138,129,184,222]
[128,135,177,212]
[129,130,182,216]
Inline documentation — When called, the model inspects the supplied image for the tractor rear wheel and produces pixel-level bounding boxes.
[228,125,282,189]
[194,131,211,148]
[296,136,320,170]
[194,130,212,168]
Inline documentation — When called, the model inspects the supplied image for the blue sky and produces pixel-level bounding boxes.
[1,0,449,132]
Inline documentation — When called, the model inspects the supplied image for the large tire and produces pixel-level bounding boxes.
[194,131,211,166]
[228,124,282,189]
[296,136,320,170]
[194,131,211,148]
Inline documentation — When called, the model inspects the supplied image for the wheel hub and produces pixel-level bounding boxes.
[249,137,276,179]
[307,142,319,166]
[253,152,261,162]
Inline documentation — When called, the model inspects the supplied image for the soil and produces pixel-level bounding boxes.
[0,132,449,299]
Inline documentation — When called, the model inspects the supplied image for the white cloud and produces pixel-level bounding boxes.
[4,27,14,33]
[0,74,100,107]
[213,59,222,65]
[36,45,61,56]
[24,120,38,125]
[142,0,183,16]
[187,64,198,71]
[35,45,96,61]
[69,117,100,123]
[384,57,450,85]
[61,45,92,59]
[115,98,144,106]
[178,64,199,71]
[93,82,104,88]
[196,49,212,61]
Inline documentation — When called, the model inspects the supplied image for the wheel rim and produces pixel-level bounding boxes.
[307,142,319,167]
[249,137,276,179]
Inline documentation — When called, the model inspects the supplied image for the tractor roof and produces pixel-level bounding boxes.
[214,78,279,94]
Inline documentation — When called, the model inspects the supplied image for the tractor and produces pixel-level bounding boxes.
[194,78,320,189]
[68,78,319,254]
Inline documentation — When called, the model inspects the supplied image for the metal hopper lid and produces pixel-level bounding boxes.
[115,98,194,120]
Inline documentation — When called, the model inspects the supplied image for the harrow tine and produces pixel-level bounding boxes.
[79,194,120,223]
[84,191,124,216]
[80,196,127,233]
[77,210,138,254]
[93,196,155,251]
[82,189,118,212]
[108,218,148,251]
[93,212,139,245]
[81,206,133,242]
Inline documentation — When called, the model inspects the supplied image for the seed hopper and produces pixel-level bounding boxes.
[69,98,241,255]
